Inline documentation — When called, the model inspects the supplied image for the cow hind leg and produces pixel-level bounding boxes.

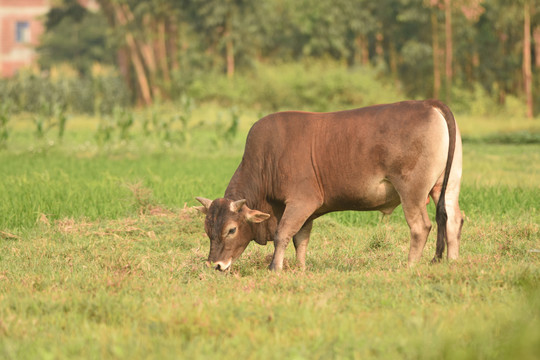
[401,198,432,266]
[443,191,463,261]
[293,220,313,271]
[430,180,463,261]
[429,184,445,261]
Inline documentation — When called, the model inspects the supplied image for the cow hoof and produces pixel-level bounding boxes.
[268,263,282,272]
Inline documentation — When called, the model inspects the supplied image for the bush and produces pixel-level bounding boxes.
[187,60,404,112]
[450,82,530,118]
[451,82,498,116]
[0,65,131,115]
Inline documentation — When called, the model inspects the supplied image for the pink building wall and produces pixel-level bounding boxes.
[0,0,50,77]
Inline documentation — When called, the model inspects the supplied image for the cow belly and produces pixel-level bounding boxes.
[325,178,401,215]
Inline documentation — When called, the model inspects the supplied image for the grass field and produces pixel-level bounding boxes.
[0,108,539,359]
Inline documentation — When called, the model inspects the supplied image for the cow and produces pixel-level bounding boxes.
[195,100,463,272]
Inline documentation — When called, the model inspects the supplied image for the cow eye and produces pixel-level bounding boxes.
[228,227,237,236]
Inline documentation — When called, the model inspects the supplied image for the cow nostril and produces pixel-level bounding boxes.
[214,263,222,271]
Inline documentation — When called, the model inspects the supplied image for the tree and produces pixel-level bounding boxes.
[375,0,431,96]
[38,0,114,75]
[444,0,453,103]
[36,0,539,113]
[187,0,264,78]
[96,0,182,105]
[523,0,533,118]
[426,0,485,102]
[430,3,442,99]
[479,0,537,114]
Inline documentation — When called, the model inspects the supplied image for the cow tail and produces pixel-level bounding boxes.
[431,100,457,262]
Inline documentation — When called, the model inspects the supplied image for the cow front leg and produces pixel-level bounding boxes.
[293,220,313,271]
[269,204,318,272]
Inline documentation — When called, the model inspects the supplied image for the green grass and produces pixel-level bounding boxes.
[0,111,539,359]
[2,142,537,231]
[0,210,538,359]
[0,150,237,230]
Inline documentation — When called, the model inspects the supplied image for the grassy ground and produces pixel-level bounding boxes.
[0,109,539,359]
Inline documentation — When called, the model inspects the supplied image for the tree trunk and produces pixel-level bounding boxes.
[157,18,170,84]
[534,26,540,68]
[375,31,384,65]
[115,4,152,106]
[225,14,234,79]
[432,10,441,99]
[356,35,370,66]
[444,0,453,104]
[498,88,506,105]
[117,47,131,91]
[226,38,234,78]
[124,7,160,100]
[139,14,157,73]
[523,1,533,118]
[167,19,179,72]
[389,41,399,86]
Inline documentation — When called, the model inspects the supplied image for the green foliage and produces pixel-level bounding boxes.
[399,39,433,96]
[450,82,499,116]
[211,106,241,148]
[91,72,133,116]
[32,104,49,139]
[223,106,240,142]
[0,70,131,115]
[114,106,135,140]
[474,0,524,97]
[33,0,540,110]
[95,114,116,144]
[187,0,265,69]
[95,106,136,144]
[32,102,68,140]
[55,103,68,140]
[189,61,403,112]
[140,96,196,145]
[0,101,11,149]
[38,0,113,75]
[463,131,540,145]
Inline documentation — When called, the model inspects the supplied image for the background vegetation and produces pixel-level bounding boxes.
[1,0,539,118]
[0,0,539,358]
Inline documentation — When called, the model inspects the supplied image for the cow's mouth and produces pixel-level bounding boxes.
[207,259,232,272]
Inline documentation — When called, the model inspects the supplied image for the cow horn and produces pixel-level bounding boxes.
[195,197,213,210]
[231,199,246,212]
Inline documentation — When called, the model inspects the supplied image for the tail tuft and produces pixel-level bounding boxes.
[434,195,447,261]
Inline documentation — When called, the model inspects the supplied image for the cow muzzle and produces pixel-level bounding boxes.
[206,259,232,272]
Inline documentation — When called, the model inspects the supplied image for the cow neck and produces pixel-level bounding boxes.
[224,161,262,207]
[224,162,275,245]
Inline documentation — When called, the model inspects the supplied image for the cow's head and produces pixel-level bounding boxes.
[195,197,270,271]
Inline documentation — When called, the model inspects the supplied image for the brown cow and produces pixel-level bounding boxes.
[196,100,463,271]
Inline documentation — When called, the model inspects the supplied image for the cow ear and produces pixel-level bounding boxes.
[195,197,212,214]
[245,209,270,223]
